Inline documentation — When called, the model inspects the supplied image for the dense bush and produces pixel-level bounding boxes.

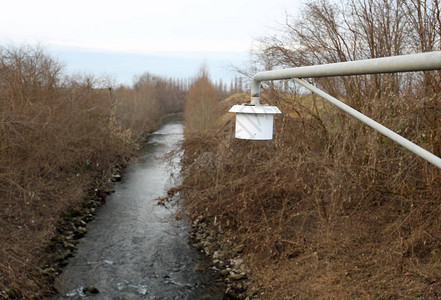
[181,0,441,298]
[0,45,184,298]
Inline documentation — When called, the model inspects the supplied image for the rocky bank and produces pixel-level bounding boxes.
[190,215,261,300]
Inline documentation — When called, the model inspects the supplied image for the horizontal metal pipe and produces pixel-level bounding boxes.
[293,78,441,169]
[253,51,441,83]
[251,51,441,103]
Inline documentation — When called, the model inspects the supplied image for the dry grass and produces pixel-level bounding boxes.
[0,45,169,298]
[181,78,441,298]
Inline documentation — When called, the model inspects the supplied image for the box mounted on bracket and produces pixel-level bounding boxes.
[229,104,281,140]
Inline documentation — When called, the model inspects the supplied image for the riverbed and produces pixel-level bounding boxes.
[55,114,223,299]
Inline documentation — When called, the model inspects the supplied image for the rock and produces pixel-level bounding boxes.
[237,293,246,299]
[236,283,243,291]
[229,271,246,281]
[63,241,75,250]
[104,187,115,194]
[111,174,122,182]
[189,216,256,300]
[231,258,244,269]
[73,227,87,239]
[213,251,222,260]
[225,287,239,299]
[65,234,75,241]
[192,243,203,250]
[83,286,100,294]
[72,218,86,227]
[84,214,94,222]
[76,226,87,233]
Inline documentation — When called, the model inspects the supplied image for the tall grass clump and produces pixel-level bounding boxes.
[0,45,169,298]
[180,0,441,298]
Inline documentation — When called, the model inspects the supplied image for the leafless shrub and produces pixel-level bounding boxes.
[182,0,441,298]
[184,67,221,134]
[0,45,175,297]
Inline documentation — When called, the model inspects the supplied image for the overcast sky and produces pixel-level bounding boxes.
[1,0,303,84]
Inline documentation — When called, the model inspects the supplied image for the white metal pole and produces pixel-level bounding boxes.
[251,51,441,105]
[293,78,441,169]
[248,51,441,169]
[253,51,441,83]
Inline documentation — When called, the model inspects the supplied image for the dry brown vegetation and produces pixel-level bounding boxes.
[0,45,185,298]
[184,67,222,134]
[181,0,441,298]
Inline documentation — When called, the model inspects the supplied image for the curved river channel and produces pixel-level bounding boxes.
[55,115,223,299]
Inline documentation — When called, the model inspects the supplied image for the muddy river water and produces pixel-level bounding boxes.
[55,115,223,299]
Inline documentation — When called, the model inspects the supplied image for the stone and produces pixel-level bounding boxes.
[112,174,122,182]
[229,271,246,281]
[104,188,115,194]
[63,241,75,250]
[213,251,222,260]
[76,227,87,234]
[231,258,244,269]
[83,286,100,294]
[73,227,87,238]
[65,234,75,241]
[225,287,239,298]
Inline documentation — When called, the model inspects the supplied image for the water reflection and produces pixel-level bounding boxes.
[55,114,223,299]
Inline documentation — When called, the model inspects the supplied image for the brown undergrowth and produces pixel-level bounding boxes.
[0,45,182,298]
[181,87,441,298]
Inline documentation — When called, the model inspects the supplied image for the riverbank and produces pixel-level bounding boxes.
[33,166,123,298]
[189,215,260,299]
[1,115,175,299]
[34,114,188,299]
[180,90,441,299]
[54,114,225,299]
[0,46,188,298]
[0,160,131,299]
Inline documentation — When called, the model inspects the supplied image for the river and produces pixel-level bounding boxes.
[55,114,223,299]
